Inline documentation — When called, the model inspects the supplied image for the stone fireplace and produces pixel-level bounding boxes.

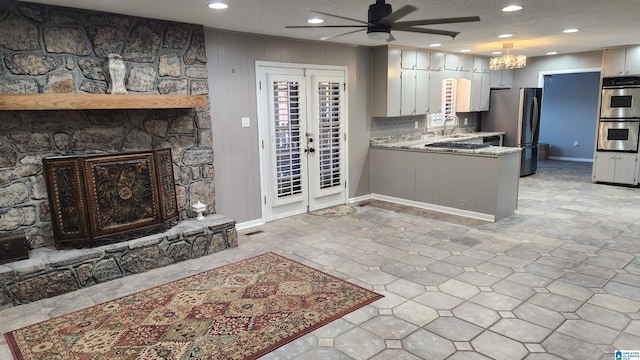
[0,1,237,308]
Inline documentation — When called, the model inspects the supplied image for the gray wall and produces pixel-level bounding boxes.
[539,72,601,161]
[204,29,371,224]
[512,50,603,88]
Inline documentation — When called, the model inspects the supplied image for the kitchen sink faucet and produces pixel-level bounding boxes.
[442,115,459,136]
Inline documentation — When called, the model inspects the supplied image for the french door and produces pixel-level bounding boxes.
[257,64,347,222]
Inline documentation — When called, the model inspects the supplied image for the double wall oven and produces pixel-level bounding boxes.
[598,77,640,152]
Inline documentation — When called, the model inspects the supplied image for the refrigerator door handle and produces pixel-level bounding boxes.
[531,96,539,140]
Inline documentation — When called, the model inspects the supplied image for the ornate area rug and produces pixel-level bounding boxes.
[4,252,382,360]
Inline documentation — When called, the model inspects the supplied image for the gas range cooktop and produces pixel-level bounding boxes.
[424,142,491,150]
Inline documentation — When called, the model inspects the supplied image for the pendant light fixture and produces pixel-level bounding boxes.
[489,43,526,70]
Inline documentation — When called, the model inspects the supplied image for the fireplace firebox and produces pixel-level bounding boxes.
[43,149,179,247]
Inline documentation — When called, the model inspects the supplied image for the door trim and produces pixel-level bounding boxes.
[255,61,349,223]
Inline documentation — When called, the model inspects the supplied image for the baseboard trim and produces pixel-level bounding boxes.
[235,219,264,231]
[348,194,373,204]
[370,194,496,222]
[546,157,593,163]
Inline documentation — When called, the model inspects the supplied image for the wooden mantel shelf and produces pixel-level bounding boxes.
[0,94,207,110]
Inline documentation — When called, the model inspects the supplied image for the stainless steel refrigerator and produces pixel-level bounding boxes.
[481,87,542,176]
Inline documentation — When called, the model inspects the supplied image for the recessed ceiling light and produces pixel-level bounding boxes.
[460,49,471,53]
[547,51,558,55]
[307,17,324,24]
[492,51,502,55]
[208,1,228,9]
[429,43,441,47]
[563,28,579,33]
[498,33,513,38]
[502,5,523,12]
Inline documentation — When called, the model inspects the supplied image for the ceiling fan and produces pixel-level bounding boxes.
[285,0,480,41]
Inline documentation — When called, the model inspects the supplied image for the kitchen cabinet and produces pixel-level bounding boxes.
[430,51,446,71]
[401,49,430,70]
[428,70,443,114]
[400,69,417,115]
[371,148,520,221]
[456,73,491,112]
[444,53,473,71]
[490,69,513,89]
[593,152,638,185]
[602,46,640,77]
[372,46,402,117]
[473,57,490,73]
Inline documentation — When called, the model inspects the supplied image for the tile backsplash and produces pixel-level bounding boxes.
[371,112,480,138]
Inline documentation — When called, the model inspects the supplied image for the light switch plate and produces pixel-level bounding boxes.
[241,117,250,128]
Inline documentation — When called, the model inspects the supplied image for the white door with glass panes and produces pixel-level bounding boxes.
[257,65,347,222]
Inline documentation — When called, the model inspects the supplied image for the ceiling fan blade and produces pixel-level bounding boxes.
[395,27,460,38]
[310,10,368,25]
[379,5,417,26]
[286,25,367,29]
[321,29,367,41]
[392,16,480,27]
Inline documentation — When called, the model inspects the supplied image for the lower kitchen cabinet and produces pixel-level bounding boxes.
[593,152,638,185]
[371,148,520,221]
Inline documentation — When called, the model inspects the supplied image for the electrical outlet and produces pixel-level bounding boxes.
[464,118,468,126]
[241,117,250,128]
[573,140,579,146]
[415,120,419,129]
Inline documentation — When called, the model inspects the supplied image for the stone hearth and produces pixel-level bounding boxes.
[0,215,236,309]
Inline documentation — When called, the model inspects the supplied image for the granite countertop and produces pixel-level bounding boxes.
[370,131,522,156]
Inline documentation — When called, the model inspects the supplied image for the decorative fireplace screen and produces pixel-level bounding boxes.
[43,149,178,247]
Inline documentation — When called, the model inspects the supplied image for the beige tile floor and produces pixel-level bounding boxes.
[2,160,640,359]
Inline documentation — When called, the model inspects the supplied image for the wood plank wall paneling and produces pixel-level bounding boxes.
[204,29,371,223]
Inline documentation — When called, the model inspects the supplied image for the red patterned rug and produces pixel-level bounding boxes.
[4,252,382,360]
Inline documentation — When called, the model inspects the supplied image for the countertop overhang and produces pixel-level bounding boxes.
[370,132,522,156]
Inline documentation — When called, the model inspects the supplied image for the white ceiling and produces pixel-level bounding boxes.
[21,0,640,58]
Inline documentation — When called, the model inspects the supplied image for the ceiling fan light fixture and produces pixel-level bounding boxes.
[490,43,526,70]
[368,31,390,40]
[208,1,228,10]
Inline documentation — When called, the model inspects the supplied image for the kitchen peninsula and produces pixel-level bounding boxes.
[370,132,522,222]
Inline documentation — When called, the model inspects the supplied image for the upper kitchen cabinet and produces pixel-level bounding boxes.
[603,46,640,77]
[444,53,473,72]
[456,73,491,112]
[430,52,446,71]
[372,46,402,117]
[401,49,430,70]
[373,46,429,117]
[473,57,490,73]
[490,69,513,89]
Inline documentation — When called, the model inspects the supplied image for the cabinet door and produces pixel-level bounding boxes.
[473,57,490,73]
[430,51,445,71]
[500,70,513,88]
[614,153,637,184]
[415,70,430,114]
[401,49,417,69]
[458,55,473,72]
[602,48,626,77]
[400,70,416,115]
[593,153,616,183]
[479,73,491,111]
[624,46,640,75]
[371,149,416,200]
[416,50,430,70]
[444,53,459,70]
[429,70,443,113]
[471,73,483,111]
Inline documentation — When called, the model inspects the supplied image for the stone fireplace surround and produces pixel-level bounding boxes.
[0,2,238,308]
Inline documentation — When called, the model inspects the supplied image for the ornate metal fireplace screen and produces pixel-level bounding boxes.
[43,149,179,247]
